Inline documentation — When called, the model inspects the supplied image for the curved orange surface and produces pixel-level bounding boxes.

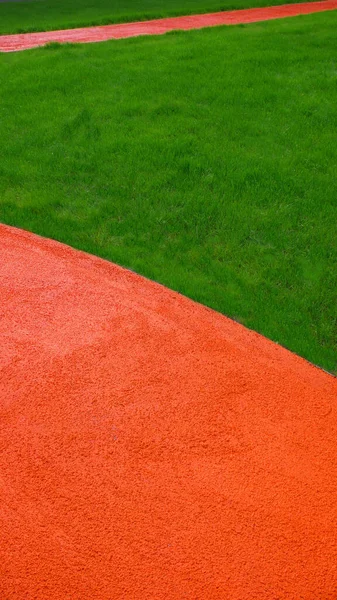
[1,0,337,52]
[0,224,336,599]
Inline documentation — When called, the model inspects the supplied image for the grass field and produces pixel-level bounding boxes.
[0,0,318,35]
[1,13,336,372]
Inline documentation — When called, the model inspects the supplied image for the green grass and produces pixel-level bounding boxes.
[1,13,337,372]
[0,0,317,35]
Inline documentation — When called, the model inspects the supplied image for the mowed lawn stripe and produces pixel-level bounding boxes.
[0,13,336,371]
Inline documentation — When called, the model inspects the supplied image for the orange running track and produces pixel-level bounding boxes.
[1,0,337,52]
[0,223,337,599]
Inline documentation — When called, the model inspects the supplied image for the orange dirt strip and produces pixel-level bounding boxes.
[0,224,337,599]
[1,0,337,52]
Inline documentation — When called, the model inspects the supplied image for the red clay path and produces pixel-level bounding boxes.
[1,0,337,52]
[0,223,337,599]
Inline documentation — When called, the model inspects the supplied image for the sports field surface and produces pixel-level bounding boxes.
[1,0,336,52]
[1,3,337,598]
[0,0,321,34]
[1,12,336,371]
[1,223,336,599]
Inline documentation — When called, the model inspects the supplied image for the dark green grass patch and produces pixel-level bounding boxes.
[0,0,318,35]
[0,13,336,371]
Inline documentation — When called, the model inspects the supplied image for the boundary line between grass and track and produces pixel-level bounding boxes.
[0,0,337,52]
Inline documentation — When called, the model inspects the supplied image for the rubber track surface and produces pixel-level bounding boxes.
[1,0,337,51]
[1,223,337,599]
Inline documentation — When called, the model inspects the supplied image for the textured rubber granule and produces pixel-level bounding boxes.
[1,0,337,51]
[0,224,336,599]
